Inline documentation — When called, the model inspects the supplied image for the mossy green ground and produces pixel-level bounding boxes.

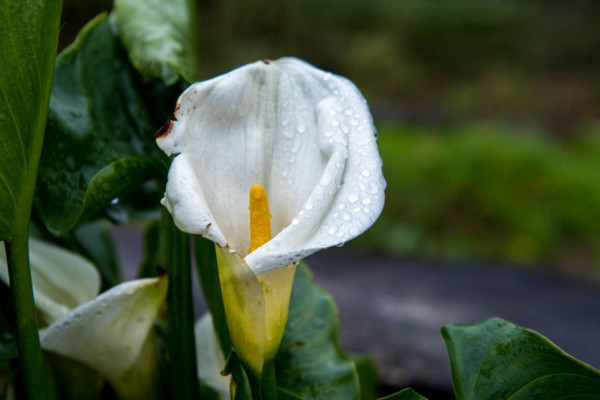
[354,123,600,273]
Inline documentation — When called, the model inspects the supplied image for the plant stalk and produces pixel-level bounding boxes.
[5,234,49,399]
[161,209,198,400]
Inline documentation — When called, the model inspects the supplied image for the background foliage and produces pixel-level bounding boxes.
[60,0,600,273]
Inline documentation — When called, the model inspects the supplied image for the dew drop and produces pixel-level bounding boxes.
[362,197,372,205]
[337,202,346,210]
[296,120,306,133]
[282,128,294,139]
[361,170,371,178]
[305,201,314,210]
[342,212,352,221]
[348,193,359,203]
[328,226,337,235]
[340,122,350,134]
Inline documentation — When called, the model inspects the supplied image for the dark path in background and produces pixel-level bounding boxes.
[113,225,600,399]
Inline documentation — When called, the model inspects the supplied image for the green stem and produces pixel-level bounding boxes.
[193,237,231,356]
[245,359,278,400]
[5,233,49,399]
[161,209,198,400]
[260,360,278,400]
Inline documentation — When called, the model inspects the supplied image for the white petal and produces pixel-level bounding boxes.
[158,57,385,273]
[40,276,168,400]
[0,237,101,324]
[195,314,230,400]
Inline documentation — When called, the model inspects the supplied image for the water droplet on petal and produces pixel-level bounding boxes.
[348,193,359,203]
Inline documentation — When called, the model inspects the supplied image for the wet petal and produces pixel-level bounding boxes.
[158,57,385,273]
[40,276,168,400]
[0,237,101,324]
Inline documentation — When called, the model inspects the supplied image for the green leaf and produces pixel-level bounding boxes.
[0,1,62,397]
[275,264,360,400]
[0,0,61,240]
[113,0,199,84]
[36,15,165,235]
[378,388,428,400]
[442,317,600,400]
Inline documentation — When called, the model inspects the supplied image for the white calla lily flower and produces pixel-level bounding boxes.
[41,275,168,400]
[0,237,100,324]
[157,57,385,274]
[157,57,384,377]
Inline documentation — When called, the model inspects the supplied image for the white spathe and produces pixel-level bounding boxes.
[157,57,385,274]
[40,275,168,400]
[0,237,101,324]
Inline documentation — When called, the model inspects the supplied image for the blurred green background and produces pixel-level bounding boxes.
[62,0,600,274]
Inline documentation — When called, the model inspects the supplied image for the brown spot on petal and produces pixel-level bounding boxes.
[173,100,182,117]
[262,59,271,65]
[155,119,173,139]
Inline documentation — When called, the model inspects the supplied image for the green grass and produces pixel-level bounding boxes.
[354,123,600,272]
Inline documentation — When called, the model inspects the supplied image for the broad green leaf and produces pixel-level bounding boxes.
[442,317,600,400]
[0,0,61,240]
[275,264,360,400]
[113,0,199,84]
[36,15,165,235]
[378,388,428,400]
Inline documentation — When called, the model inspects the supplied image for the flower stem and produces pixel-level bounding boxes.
[193,237,231,355]
[5,234,49,399]
[161,209,198,400]
[260,359,278,400]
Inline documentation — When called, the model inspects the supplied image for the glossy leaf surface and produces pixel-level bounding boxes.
[0,0,61,240]
[113,0,198,84]
[442,317,600,400]
[36,15,164,234]
[275,264,359,400]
